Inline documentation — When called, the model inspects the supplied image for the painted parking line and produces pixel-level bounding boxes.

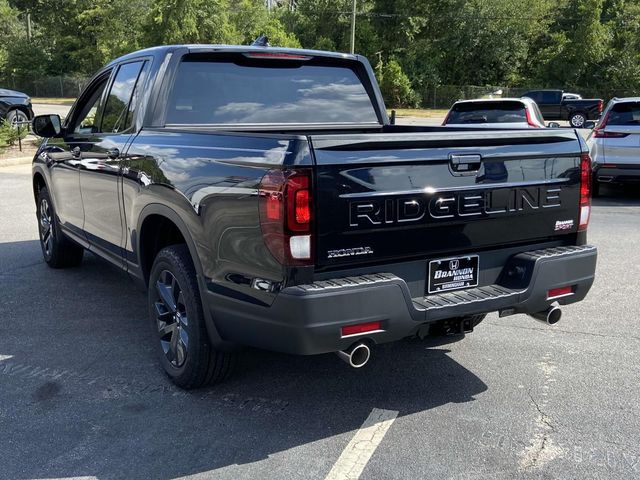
[325,408,398,480]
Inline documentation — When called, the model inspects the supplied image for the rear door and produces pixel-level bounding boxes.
[311,130,583,269]
[602,101,640,166]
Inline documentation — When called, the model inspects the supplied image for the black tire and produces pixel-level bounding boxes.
[428,314,486,337]
[148,245,235,389]
[569,112,587,128]
[592,179,601,198]
[37,187,84,268]
[6,109,29,127]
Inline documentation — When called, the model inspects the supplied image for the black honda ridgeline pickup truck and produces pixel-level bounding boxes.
[31,45,597,388]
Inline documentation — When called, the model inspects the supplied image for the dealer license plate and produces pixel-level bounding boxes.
[428,255,479,294]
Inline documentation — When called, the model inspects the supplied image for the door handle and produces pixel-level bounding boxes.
[107,148,120,160]
[449,154,482,176]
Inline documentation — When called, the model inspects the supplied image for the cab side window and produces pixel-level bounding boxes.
[101,61,145,133]
[72,75,110,134]
[541,91,556,104]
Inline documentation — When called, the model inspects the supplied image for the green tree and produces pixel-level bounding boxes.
[378,58,418,107]
[229,0,301,47]
[531,0,610,88]
[0,0,21,75]
[144,0,239,45]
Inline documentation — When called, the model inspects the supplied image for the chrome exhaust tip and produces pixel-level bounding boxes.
[336,342,371,368]
[529,305,562,325]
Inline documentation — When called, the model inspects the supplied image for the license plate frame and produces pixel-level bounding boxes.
[427,255,480,294]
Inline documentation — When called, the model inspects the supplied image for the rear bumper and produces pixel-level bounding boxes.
[206,245,597,355]
[594,164,640,184]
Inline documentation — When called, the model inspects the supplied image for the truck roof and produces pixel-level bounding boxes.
[106,44,359,68]
[610,97,640,103]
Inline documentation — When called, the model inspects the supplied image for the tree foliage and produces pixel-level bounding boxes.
[2,0,640,107]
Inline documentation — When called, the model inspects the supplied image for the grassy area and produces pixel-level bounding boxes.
[389,108,449,118]
[32,97,76,105]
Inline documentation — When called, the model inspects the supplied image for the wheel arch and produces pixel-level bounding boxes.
[5,105,31,120]
[136,204,230,349]
[136,204,203,286]
[33,171,47,205]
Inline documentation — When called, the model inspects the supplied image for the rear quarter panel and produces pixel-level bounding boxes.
[122,128,312,306]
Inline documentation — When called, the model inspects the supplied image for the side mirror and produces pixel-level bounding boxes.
[32,114,63,138]
[547,122,561,128]
[583,121,596,129]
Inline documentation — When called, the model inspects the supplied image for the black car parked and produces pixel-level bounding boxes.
[522,89,602,128]
[0,88,34,126]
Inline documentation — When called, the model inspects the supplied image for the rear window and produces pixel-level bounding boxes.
[607,102,640,125]
[446,101,527,124]
[166,54,379,125]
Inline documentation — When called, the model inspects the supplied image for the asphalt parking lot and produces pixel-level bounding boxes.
[1,163,639,480]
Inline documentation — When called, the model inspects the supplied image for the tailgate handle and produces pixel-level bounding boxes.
[449,154,482,176]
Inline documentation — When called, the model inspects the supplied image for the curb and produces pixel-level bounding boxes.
[0,156,32,168]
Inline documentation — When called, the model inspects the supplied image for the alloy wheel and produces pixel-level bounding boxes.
[39,198,54,257]
[571,114,585,128]
[9,110,28,128]
[154,270,190,368]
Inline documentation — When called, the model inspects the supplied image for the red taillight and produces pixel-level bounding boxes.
[592,111,628,138]
[286,174,310,232]
[547,286,574,299]
[525,107,540,128]
[259,169,313,265]
[579,153,591,231]
[295,189,311,224]
[593,129,629,138]
[341,321,382,337]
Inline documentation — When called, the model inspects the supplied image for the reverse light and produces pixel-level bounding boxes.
[259,169,313,265]
[341,321,382,337]
[579,153,591,231]
[547,286,574,299]
[289,235,311,260]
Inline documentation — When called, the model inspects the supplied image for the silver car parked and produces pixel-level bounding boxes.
[587,97,640,196]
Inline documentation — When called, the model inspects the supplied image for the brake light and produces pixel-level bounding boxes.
[593,130,629,138]
[259,169,313,265]
[243,52,312,60]
[592,112,629,138]
[525,107,540,128]
[547,286,574,299]
[579,153,591,231]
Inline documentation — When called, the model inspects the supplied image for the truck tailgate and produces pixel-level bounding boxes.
[311,129,584,268]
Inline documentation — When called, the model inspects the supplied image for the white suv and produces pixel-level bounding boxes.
[587,97,640,196]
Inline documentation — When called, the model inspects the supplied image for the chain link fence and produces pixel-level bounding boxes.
[0,75,90,98]
[420,85,640,109]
